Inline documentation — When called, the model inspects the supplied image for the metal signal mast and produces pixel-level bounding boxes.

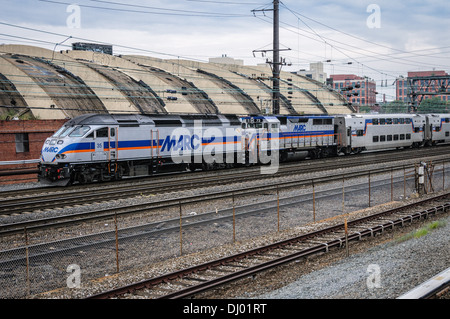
[252,0,290,114]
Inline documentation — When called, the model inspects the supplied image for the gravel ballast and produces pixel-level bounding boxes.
[1,153,449,299]
[255,214,449,299]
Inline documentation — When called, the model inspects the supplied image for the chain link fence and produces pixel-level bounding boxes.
[0,160,448,298]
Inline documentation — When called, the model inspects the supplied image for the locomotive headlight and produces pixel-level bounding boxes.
[55,154,67,159]
[57,140,64,145]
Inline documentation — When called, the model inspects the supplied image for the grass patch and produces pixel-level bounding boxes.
[396,220,447,243]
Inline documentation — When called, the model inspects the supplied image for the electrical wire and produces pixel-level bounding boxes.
[39,0,252,17]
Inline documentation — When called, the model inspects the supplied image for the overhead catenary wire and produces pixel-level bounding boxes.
[39,0,253,17]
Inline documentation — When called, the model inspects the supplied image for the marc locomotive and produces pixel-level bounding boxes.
[38,113,450,185]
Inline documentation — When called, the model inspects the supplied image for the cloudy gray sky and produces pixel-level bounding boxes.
[1,0,449,101]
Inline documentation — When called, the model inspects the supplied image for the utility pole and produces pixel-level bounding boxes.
[272,0,280,114]
[252,0,289,115]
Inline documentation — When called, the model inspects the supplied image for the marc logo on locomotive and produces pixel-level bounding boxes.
[43,146,59,153]
[165,121,280,174]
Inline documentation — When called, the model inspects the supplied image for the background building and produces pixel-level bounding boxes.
[72,42,113,55]
[396,71,450,109]
[329,74,377,110]
[295,62,327,84]
[208,54,244,66]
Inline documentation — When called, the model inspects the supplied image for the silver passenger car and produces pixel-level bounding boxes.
[335,114,426,153]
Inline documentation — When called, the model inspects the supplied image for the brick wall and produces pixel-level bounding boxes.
[0,119,67,184]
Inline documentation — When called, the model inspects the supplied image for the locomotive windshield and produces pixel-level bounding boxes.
[52,126,70,137]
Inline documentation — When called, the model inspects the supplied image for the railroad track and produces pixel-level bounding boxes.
[1,162,446,235]
[2,145,450,201]
[86,192,450,299]
[0,146,449,216]
[0,175,413,267]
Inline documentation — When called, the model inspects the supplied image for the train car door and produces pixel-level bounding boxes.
[422,116,431,145]
[334,117,350,154]
[108,126,118,161]
[150,129,160,174]
[92,127,108,161]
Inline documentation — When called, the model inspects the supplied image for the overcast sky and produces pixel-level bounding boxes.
[1,0,449,101]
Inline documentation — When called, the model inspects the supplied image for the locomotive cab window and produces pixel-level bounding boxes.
[96,127,109,138]
[69,126,91,137]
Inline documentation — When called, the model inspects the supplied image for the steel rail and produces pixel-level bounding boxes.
[1,163,443,235]
[0,176,410,267]
[0,155,447,217]
[1,145,449,207]
[86,193,449,299]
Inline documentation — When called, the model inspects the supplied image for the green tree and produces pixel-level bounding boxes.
[381,100,408,113]
[359,105,372,113]
[418,97,449,113]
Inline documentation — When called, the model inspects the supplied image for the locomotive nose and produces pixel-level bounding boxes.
[41,139,60,163]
